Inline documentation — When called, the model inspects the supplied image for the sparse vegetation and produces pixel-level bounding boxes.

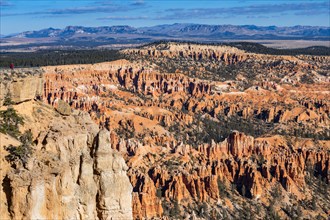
[3,92,14,106]
[5,130,33,166]
[1,94,33,167]
[168,113,274,147]
[217,177,228,198]
[156,187,163,198]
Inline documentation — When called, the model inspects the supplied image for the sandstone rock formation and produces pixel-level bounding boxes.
[56,99,72,115]
[0,69,43,106]
[124,43,248,65]
[0,100,132,219]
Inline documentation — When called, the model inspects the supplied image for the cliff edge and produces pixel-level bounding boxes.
[0,75,133,220]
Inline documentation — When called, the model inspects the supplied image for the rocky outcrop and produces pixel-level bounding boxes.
[0,101,133,220]
[123,43,248,64]
[131,173,163,219]
[0,69,43,106]
[55,99,72,115]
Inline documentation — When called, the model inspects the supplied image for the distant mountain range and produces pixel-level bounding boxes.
[1,24,329,51]
[5,24,330,39]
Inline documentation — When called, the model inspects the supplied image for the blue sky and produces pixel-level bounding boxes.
[1,0,329,35]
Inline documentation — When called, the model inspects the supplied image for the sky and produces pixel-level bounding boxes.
[1,0,329,35]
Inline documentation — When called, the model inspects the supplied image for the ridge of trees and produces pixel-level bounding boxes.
[0,50,123,68]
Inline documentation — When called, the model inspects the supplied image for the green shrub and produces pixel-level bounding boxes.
[5,130,33,165]
[0,107,24,138]
[3,92,14,106]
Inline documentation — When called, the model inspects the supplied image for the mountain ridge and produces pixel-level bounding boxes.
[4,23,330,39]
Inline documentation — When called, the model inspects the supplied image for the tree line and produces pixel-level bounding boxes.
[0,50,123,68]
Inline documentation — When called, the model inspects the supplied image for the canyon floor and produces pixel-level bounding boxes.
[0,42,329,219]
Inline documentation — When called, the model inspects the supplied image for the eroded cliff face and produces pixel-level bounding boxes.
[0,99,133,219]
[124,43,248,65]
[39,42,330,220]
[109,131,329,219]
[123,42,330,85]
[0,69,43,105]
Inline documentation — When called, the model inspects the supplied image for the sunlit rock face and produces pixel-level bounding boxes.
[0,90,133,220]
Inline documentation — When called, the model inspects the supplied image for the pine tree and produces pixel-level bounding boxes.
[0,107,24,138]
[3,92,14,106]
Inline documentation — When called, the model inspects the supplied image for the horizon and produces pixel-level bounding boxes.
[1,0,329,35]
[3,22,330,37]
[11,22,330,31]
